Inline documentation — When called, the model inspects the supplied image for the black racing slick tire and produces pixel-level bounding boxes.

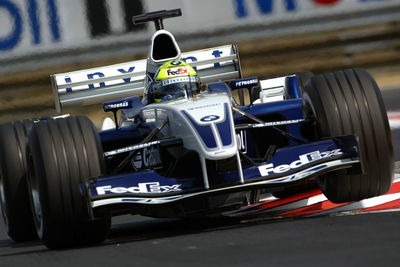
[0,120,37,242]
[27,116,110,249]
[303,68,394,203]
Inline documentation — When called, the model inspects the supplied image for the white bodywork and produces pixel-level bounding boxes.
[51,29,242,114]
[143,94,237,160]
[142,93,242,189]
[253,76,292,104]
[51,27,292,114]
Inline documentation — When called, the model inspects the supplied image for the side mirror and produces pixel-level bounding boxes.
[229,77,260,105]
[103,99,134,128]
[103,99,134,113]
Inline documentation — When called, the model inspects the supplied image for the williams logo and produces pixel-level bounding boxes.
[200,115,220,122]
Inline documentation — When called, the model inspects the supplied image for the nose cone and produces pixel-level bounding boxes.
[182,95,237,160]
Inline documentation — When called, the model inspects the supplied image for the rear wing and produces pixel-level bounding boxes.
[51,45,241,114]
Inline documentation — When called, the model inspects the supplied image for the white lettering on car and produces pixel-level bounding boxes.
[235,79,258,87]
[258,149,343,177]
[96,182,182,195]
[106,101,129,109]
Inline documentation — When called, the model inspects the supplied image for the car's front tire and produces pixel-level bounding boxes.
[303,68,393,203]
[27,116,110,249]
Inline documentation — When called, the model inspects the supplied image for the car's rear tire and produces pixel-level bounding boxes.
[296,71,314,94]
[0,120,37,242]
[303,68,393,203]
[27,116,110,249]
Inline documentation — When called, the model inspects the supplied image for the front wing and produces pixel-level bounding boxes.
[89,136,360,208]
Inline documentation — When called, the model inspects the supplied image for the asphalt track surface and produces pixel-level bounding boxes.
[1,89,400,267]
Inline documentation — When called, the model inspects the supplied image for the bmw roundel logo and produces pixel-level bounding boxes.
[200,115,220,122]
[171,60,182,66]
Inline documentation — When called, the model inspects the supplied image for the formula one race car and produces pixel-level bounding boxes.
[0,9,393,249]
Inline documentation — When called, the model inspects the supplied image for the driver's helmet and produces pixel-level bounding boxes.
[150,60,201,103]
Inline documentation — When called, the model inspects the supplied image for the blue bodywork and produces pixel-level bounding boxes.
[88,75,360,217]
[91,138,357,197]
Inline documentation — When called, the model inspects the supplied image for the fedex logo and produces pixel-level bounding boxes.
[167,68,188,76]
[96,182,182,195]
[258,149,342,177]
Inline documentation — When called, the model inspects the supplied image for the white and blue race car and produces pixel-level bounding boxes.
[0,9,393,249]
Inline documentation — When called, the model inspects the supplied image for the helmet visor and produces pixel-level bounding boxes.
[153,76,201,103]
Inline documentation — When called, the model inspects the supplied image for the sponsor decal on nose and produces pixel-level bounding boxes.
[200,115,220,122]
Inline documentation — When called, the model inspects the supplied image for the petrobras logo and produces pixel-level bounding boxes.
[96,182,182,195]
[200,115,220,122]
[234,78,258,87]
[105,101,129,109]
[167,67,188,76]
[258,149,343,177]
